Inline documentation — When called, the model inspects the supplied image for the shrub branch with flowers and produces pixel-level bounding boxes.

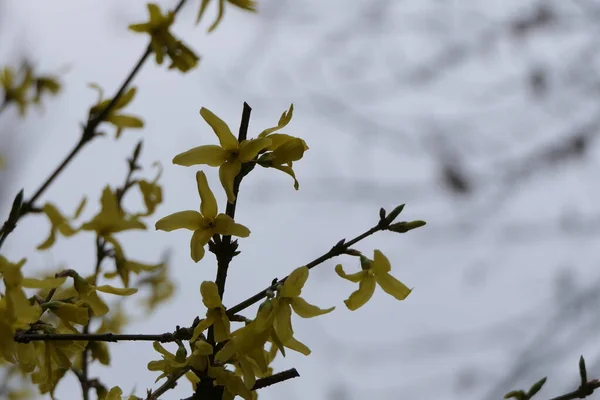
[0,2,595,400]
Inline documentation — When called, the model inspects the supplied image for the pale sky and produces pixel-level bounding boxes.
[1,0,599,399]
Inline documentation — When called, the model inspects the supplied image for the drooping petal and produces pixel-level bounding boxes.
[375,272,412,301]
[283,335,311,356]
[290,297,334,318]
[196,171,218,219]
[238,138,272,162]
[155,211,203,231]
[190,228,213,262]
[274,301,294,342]
[343,274,376,311]
[280,266,308,298]
[219,161,242,203]
[214,214,250,237]
[334,264,367,283]
[173,145,227,167]
[200,108,238,150]
[371,249,392,275]
[269,164,300,190]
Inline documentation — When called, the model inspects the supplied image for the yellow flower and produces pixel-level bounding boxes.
[1,65,33,116]
[335,250,412,311]
[88,84,144,138]
[208,365,253,400]
[172,108,271,203]
[68,272,138,317]
[147,341,187,382]
[80,186,146,236]
[37,198,86,250]
[155,171,250,262]
[191,281,230,342]
[32,74,61,105]
[256,104,308,189]
[185,339,213,372]
[129,3,199,73]
[274,266,334,343]
[42,301,89,332]
[137,261,175,312]
[197,0,257,32]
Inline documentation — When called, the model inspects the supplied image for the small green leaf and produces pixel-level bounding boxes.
[526,377,547,398]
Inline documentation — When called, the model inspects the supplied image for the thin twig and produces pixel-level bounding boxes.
[226,222,386,317]
[14,332,190,343]
[548,379,600,400]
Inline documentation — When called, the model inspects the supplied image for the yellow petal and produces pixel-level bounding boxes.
[155,211,203,231]
[106,386,123,400]
[190,229,212,262]
[371,249,392,275]
[114,86,137,109]
[271,138,307,165]
[191,316,214,342]
[290,297,334,318]
[258,104,294,137]
[283,335,311,356]
[22,277,66,289]
[194,339,214,356]
[214,214,250,237]
[95,285,138,296]
[274,301,293,342]
[200,281,222,309]
[269,164,300,190]
[196,171,218,219]
[106,114,144,128]
[344,273,376,311]
[334,264,367,283]
[375,272,412,301]
[200,108,238,150]
[172,145,227,167]
[238,138,272,163]
[211,310,230,343]
[280,266,308,298]
[219,161,242,203]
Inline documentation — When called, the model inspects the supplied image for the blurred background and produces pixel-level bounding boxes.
[2,0,600,399]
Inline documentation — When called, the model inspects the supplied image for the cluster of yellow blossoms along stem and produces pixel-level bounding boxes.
[0,1,425,399]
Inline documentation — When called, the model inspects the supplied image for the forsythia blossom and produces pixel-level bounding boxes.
[335,250,412,311]
[155,171,250,262]
[129,3,199,73]
[88,84,144,139]
[256,104,308,189]
[173,107,271,203]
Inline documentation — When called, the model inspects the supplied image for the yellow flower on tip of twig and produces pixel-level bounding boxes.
[335,250,412,311]
[129,3,199,73]
[88,84,144,139]
[256,104,308,190]
[173,108,271,203]
[155,171,250,262]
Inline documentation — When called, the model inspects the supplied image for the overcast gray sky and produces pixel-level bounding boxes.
[2,0,600,399]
